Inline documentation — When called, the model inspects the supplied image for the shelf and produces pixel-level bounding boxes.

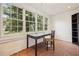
[72,32,78,36]
[72,29,77,31]
[72,28,77,29]
[72,13,79,45]
[72,35,78,37]
[72,18,77,20]
[72,19,77,23]
[72,36,78,38]
[72,31,77,32]
[72,22,77,24]
[72,25,77,28]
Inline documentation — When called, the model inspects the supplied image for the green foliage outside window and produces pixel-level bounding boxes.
[25,11,35,32]
[44,17,48,30]
[2,4,48,34]
[37,15,43,31]
[3,4,23,34]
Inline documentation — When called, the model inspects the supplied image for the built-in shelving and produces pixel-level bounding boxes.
[72,13,79,45]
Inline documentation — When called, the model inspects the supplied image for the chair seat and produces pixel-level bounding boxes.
[44,38,54,42]
[46,39,53,42]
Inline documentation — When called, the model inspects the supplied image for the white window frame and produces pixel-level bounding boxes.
[0,3,49,37]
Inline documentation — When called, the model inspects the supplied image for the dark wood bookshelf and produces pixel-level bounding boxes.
[72,13,79,45]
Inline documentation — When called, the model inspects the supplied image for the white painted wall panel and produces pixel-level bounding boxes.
[54,8,79,42]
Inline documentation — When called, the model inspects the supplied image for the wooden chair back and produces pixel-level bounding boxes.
[51,30,55,39]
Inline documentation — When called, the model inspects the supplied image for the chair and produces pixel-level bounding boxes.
[43,31,55,50]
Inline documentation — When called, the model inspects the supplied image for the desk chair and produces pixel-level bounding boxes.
[43,31,55,50]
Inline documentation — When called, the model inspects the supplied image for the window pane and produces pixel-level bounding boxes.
[3,4,12,34]
[12,13,17,19]
[18,21,23,26]
[3,18,12,34]
[25,16,29,21]
[4,26,11,34]
[26,27,29,32]
[18,27,23,32]
[3,4,23,34]
[18,8,22,14]
[37,15,43,31]
[18,15,22,20]
[26,22,29,26]
[12,6,17,19]
[12,26,17,32]
[29,22,35,31]
[18,8,23,20]
[3,4,12,18]
[45,17,48,30]
[25,10,35,32]
[12,20,17,26]
[25,11,29,14]
[28,12,32,16]
[12,6,17,13]
[29,16,32,21]
[32,16,35,21]
[3,18,12,27]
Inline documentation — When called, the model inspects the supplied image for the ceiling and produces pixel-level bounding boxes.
[14,3,79,16]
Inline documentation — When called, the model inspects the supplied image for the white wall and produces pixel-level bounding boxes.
[0,4,51,56]
[48,16,54,30]
[53,8,79,42]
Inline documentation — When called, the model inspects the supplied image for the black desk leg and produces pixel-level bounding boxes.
[53,39,55,51]
[35,39,37,56]
[27,35,28,48]
[46,41,48,51]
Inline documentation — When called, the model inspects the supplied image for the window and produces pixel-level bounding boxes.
[25,11,35,32]
[37,15,43,31]
[44,17,48,30]
[2,4,23,34]
[1,4,48,35]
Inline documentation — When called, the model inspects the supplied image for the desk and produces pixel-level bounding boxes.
[27,32,52,56]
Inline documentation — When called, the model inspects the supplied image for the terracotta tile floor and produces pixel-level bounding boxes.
[12,39,79,56]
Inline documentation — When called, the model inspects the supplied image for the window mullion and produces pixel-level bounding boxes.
[43,17,45,31]
[23,9,26,32]
[35,14,37,32]
[1,4,4,36]
[17,7,18,32]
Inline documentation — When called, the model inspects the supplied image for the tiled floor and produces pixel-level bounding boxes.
[12,39,79,56]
